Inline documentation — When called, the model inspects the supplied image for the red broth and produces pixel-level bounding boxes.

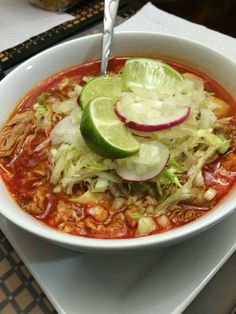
[0,57,236,239]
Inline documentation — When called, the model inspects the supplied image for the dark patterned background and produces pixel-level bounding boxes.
[0,230,56,314]
[0,0,142,71]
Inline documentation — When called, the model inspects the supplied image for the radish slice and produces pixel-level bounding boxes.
[115,101,190,132]
[115,141,169,181]
[131,130,152,138]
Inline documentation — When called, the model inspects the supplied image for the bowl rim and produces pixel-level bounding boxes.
[0,31,236,251]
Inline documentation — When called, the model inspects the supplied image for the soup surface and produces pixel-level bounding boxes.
[0,57,236,239]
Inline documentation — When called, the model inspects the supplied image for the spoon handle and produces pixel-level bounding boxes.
[100,0,119,75]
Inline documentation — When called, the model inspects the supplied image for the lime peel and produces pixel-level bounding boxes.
[80,96,140,159]
[122,57,183,90]
[80,76,122,109]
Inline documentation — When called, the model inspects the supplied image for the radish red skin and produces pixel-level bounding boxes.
[114,106,191,132]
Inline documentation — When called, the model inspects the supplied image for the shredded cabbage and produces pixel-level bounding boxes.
[33,103,48,119]
[33,102,52,133]
[50,142,117,193]
[50,108,84,147]
[47,70,232,207]
[136,217,156,236]
[155,146,217,214]
[37,92,50,104]
[156,159,186,190]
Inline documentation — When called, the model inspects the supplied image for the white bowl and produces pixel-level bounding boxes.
[0,32,236,252]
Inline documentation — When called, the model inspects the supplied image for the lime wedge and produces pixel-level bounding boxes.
[80,97,140,158]
[122,58,183,90]
[80,76,122,109]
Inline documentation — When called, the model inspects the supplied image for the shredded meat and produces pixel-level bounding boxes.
[84,217,127,238]
[0,110,35,157]
[19,185,52,215]
[221,152,236,172]
[210,96,232,118]
[168,205,207,225]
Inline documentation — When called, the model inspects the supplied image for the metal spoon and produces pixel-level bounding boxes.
[100,0,119,75]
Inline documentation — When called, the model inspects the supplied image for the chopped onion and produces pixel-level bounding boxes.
[87,205,108,222]
[183,73,204,90]
[50,116,84,147]
[92,178,108,193]
[156,215,170,228]
[204,188,217,201]
[52,97,78,114]
[136,217,156,237]
[194,171,205,187]
[111,198,126,211]
[58,78,70,89]
[146,205,154,214]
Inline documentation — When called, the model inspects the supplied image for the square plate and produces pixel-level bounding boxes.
[1,211,236,314]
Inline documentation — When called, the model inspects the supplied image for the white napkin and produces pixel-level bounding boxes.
[115,2,236,61]
[0,0,74,52]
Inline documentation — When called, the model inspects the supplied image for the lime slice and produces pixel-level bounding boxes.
[80,97,140,158]
[80,76,122,109]
[122,58,183,90]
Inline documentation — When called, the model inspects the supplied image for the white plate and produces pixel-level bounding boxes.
[1,211,236,314]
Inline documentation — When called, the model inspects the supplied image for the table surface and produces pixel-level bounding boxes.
[0,1,236,314]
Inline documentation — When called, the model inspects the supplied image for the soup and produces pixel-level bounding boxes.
[0,57,235,239]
